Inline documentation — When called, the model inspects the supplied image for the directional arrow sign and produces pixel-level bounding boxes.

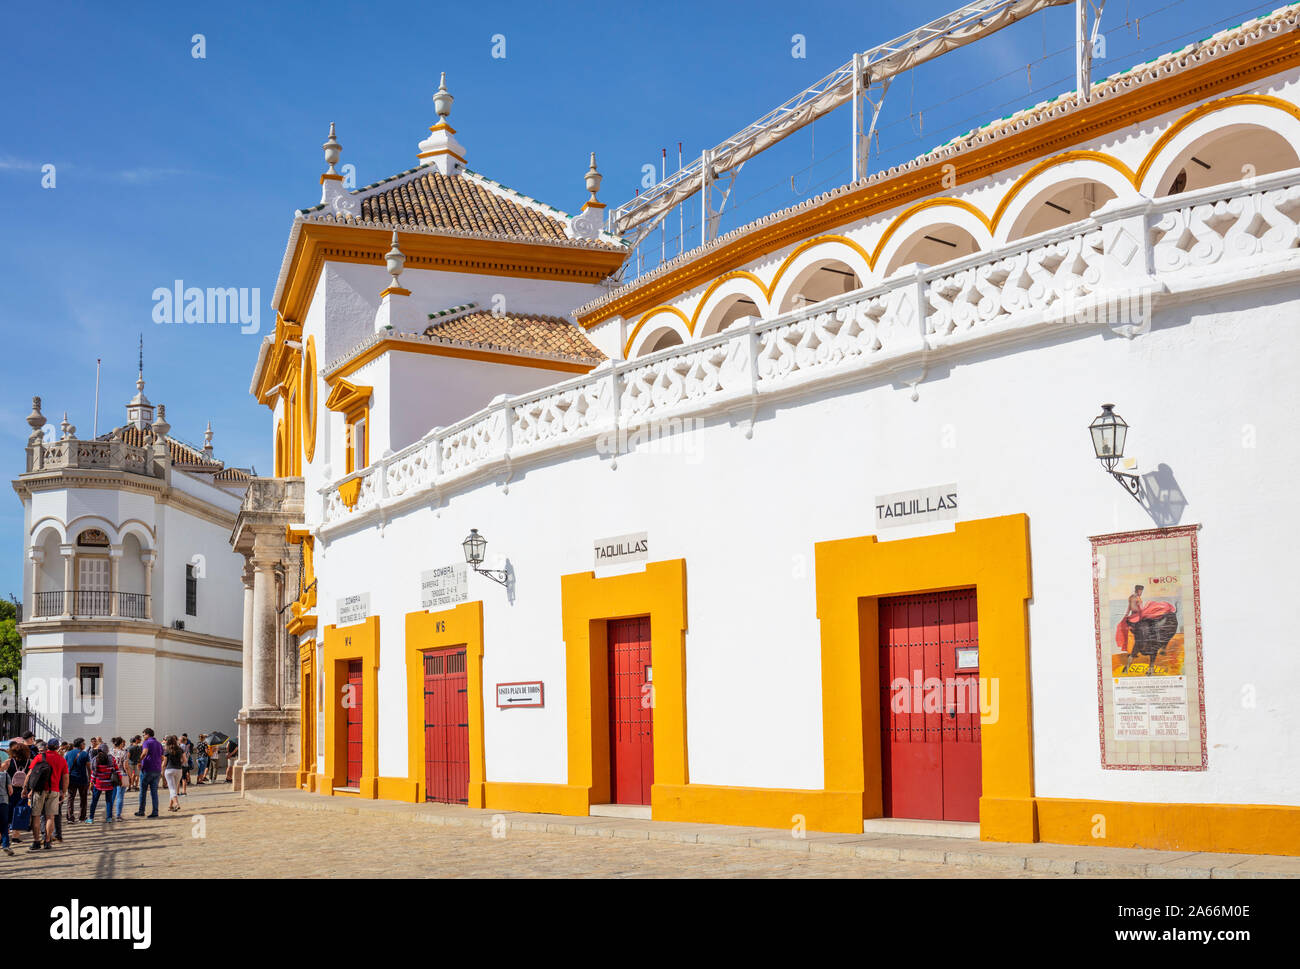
[496,681,544,709]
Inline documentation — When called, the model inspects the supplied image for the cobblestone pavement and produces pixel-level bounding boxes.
[2,784,1087,878]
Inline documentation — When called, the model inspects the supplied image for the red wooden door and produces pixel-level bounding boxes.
[346,659,363,788]
[608,617,653,805]
[423,649,470,804]
[879,590,981,822]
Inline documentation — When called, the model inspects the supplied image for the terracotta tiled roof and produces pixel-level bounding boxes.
[360,169,569,239]
[101,424,236,475]
[424,310,606,364]
[212,467,253,484]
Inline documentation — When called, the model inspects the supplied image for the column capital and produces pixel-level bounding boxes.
[59,544,76,558]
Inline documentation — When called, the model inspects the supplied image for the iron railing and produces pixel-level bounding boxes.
[30,591,150,619]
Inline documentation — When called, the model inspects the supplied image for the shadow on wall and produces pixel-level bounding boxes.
[1139,463,1187,527]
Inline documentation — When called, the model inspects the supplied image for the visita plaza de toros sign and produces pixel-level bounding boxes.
[594,532,648,567]
[875,484,959,529]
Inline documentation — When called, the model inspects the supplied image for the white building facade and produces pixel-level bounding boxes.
[14,373,250,740]
[238,7,1300,857]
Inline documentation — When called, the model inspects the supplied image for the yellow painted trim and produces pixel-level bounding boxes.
[867,197,992,268]
[329,337,599,384]
[988,150,1138,233]
[623,305,693,358]
[379,286,412,298]
[558,559,688,813]
[286,613,318,636]
[577,35,1300,330]
[298,639,315,786]
[321,615,381,798]
[766,233,873,297]
[1033,797,1300,857]
[814,514,1035,840]
[417,148,467,163]
[324,379,372,414]
[320,173,344,184]
[484,782,592,816]
[1134,92,1300,188]
[405,601,486,808]
[654,784,865,832]
[302,336,318,465]
[338,479,362,510]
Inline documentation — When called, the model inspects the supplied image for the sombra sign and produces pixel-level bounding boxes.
[421,563,468,610]
[594,532,648,567]
[875,484,959,529]
[337,592,370,625]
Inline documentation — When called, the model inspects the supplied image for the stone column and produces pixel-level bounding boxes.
[142,551,156,620]
[60,544,75,617]
[109,547,122,616]
[29,547,42,618]
[250,551,279,710]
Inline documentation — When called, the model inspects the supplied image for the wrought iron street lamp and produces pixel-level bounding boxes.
[1089,404,1141,501]
[462,528,509,585]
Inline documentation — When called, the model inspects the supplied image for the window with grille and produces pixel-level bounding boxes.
[77,664,102,698]
[185,564,197,616]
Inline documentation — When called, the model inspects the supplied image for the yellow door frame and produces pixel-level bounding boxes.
[320,615,381,798]
[483,559,688,816]
[402,600,486,806]
[297,639,316,791]
[814,514,1036,841]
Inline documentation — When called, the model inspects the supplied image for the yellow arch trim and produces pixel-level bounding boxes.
[623,304,693,358]
[688,269,770,337]
[766,233,874,313]
[869,197,993,271]
[989,150,1139,235]
[1135,93,1300,190]
[302,336,318,465]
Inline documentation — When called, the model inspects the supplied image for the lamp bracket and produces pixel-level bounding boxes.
[1109,469,1143,502]
[473,566,510,586]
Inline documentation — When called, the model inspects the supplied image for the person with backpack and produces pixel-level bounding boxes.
[110,739,129,820]
[4,740,29,845]
[224,735,238,784]
[0,763,13,855]
[86,747,124,824]
[126,735,142,790]
[64,739,90,823]
[24,740,67,851]
[162,736,185,812]
[195,734,210,785]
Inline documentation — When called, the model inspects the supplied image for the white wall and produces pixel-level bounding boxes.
[311,282,1300,806]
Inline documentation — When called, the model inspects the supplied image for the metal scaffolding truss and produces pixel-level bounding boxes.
[611,0,1079,250]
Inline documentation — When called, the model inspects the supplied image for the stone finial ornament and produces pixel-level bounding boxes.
[60,412,70,440]
[585,152,603,206]
[433,72,454,121]
[27,396,46,442]
[203,420,214,456]
[152,403,170,439]
[322,121,342,176]
[384,231,406,287]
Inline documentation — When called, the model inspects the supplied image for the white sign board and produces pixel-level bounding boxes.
[875,484,959,529]
[496,681,544,708]
[421,563,468,610]
[594,532,648,568]
[337,592,370,626]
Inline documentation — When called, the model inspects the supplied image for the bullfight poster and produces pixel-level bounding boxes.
[1091,525,1207,770]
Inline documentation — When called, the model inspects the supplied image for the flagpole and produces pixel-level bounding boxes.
[93,357,101,438]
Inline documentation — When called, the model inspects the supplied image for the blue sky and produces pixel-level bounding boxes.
[0,0,1283,597]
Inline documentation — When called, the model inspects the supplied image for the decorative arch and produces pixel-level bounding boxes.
[693,272,770,338]
[29,517,67,546]
[767,235,873,313]
[64,515,122,547]
[116,519,157,552]
[302,335,318,465]
[625,305,692,358]
[1137,94,1300,196]
[992,152,1140,242]
[871,199,992,278]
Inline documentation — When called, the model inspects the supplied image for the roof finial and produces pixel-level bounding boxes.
[137,334,144,389]
[384,231,406,287]
[584,152,603,209]
[323,121,341,176]
[433,72,454,122]
[418,73,466,173]
[203,420,214,456]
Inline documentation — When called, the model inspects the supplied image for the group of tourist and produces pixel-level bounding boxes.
[0,728,238,854]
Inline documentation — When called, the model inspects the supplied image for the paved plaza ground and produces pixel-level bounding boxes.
[4,783,1296,878]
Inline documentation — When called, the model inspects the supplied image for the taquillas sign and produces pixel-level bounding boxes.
[594,532,648,567]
